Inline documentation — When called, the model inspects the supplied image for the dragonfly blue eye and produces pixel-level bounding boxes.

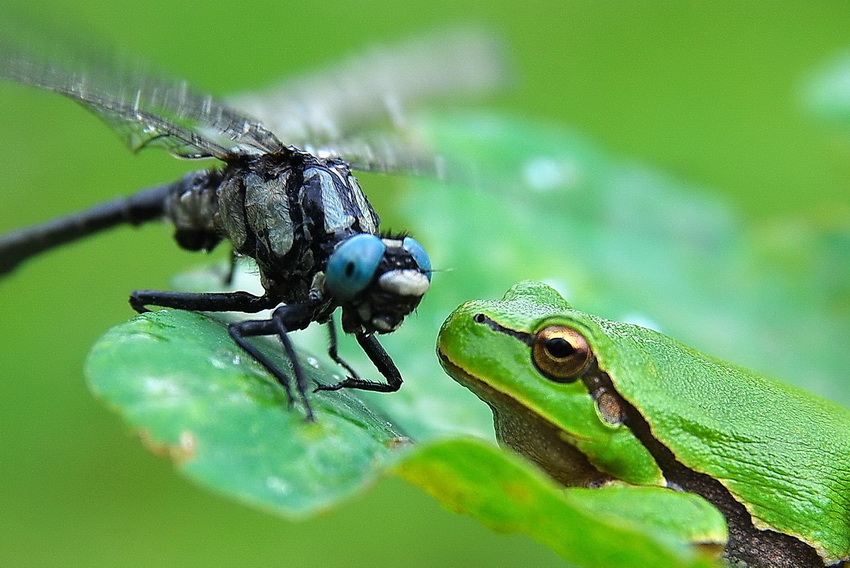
[403,236,431,281]
[326,234,386,300]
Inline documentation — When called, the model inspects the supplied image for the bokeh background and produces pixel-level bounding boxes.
[1,1,849,566]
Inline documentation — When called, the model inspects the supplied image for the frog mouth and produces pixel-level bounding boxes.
[436,347,496,399]
[437,348,614,488]
[436,345,594,448]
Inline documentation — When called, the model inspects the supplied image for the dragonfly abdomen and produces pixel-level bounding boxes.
[0,182,172,276]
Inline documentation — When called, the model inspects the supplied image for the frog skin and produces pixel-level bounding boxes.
[437,281,850,568]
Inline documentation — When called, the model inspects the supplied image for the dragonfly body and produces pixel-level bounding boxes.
[161,149,429,335]
[0,142,431,419]
[0,30,504,418]
[210,151,379,307]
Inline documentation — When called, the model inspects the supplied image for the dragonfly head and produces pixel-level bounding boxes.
[326,233,431,334]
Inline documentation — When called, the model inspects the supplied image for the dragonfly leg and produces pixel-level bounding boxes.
[131,290,318,419]
[223,249,240,287]
[316,333,402,393]
[324,319,361,380]
[229,308,315,421]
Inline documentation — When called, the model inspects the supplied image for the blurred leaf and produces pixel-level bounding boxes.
[398,112,850,407]
[803,50,850,129]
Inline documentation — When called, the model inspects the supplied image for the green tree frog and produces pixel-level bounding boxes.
[437,281,850,568]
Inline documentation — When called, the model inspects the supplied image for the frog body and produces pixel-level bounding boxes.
[437,281,850,567]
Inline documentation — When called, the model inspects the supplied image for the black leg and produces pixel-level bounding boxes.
[315,333,402,393]
[325,319,361,380]
[229,318,296,405]
[130,289,279,314]
[132,288,320,419]
[130,289,405,413]
[228,304,319,421]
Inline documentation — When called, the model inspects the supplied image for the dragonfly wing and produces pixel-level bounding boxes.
[0,44,285,160]
[0,25,504,170]
[230,28,507,173]
[300,133,439,176]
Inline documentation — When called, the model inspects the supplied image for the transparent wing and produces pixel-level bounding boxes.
[230,28,508,174]
[0,39,284,160]
[0,21,505,171]
[297,133,443,175]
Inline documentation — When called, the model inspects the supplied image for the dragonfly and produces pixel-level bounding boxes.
[0,29,504,419]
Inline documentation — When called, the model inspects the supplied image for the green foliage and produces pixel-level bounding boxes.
[3,5,850,567]
[86,310,406,517]
[86,309,721,567]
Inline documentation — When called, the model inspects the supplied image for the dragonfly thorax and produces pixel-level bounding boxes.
[164,151,385,304]
[163,151,431,323]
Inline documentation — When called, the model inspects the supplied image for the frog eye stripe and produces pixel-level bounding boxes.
[472,313,534,345]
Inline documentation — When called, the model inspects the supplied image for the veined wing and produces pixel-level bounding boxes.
[231,28,507,174]
[0,39,285,160]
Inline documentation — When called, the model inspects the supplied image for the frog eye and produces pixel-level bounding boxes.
[532,325,594,382]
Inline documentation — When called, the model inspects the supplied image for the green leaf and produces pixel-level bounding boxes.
[403,112,850,407]
[802,50,850,129]
[396,439,720,568]
[86,309,724,567]
[86,309,408,518]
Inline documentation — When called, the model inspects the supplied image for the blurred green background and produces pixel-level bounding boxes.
[1,1,849,566]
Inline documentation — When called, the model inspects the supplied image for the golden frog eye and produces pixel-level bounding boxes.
[532,325,594,382]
